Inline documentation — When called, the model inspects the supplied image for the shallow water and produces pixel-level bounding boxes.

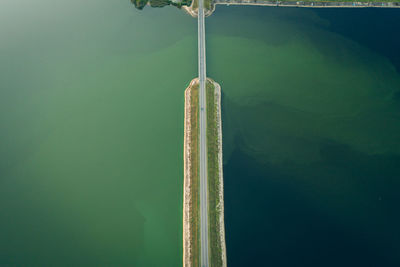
[207,6,400,267]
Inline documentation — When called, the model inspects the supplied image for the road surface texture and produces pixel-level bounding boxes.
[198,0,209,266]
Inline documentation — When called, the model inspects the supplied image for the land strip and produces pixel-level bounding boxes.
[130,0,192,9]
[183,0,215,17]
[213,0,400,7]
[206,79,227,267]
[183,78,227,267]
[197,0,211,265]
[183,79,200,267]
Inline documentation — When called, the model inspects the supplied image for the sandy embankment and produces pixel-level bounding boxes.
[183,5,198,17]
[183,78,198,267]
[183,1,216,17]
[211,79,227,267]
[183,78,227,267]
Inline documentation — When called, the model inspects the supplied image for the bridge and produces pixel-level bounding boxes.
[197,0,209,265]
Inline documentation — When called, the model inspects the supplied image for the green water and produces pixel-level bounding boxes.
[2,1,400,266]
[0,1,196,265]
[207,7,400,163]
[207,6,400,266]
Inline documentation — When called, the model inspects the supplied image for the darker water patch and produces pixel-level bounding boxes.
[207,6,325,47]
[224,140,400,267]
[209,6,400,73]
[394,90,400,107]
[211,5,400,267]
[314,8,400,74]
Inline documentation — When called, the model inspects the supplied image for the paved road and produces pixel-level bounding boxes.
[198,0,209,266]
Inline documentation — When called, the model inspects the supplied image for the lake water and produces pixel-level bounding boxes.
[0,0,196,265]
[1,1,400,266]
[207,6,400,267]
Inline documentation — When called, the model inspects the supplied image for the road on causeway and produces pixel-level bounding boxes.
[197,0,209,266]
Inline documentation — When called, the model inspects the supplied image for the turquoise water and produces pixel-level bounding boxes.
[207,6,400,266]
[0,1,196,265]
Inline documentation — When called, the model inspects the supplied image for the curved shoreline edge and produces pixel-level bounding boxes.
[183,1,215,17]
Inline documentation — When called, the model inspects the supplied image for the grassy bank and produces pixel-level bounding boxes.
[188,83,200,267]
[214,0,400,3]
[189,0,213,12]
[131,0,192,10]
[205,0,213,10]
[298,0,399,2]
[206,80,224,267]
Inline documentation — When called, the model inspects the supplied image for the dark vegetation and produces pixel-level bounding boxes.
[131,0,192,10]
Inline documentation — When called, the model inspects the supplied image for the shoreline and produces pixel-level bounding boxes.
[211,79,227,267]
[183,78,227,266]
[184,0,399,18]
[213,0,400,9]
[183,1,215,17]
[183,5,198,17]
[183,78,198,267]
